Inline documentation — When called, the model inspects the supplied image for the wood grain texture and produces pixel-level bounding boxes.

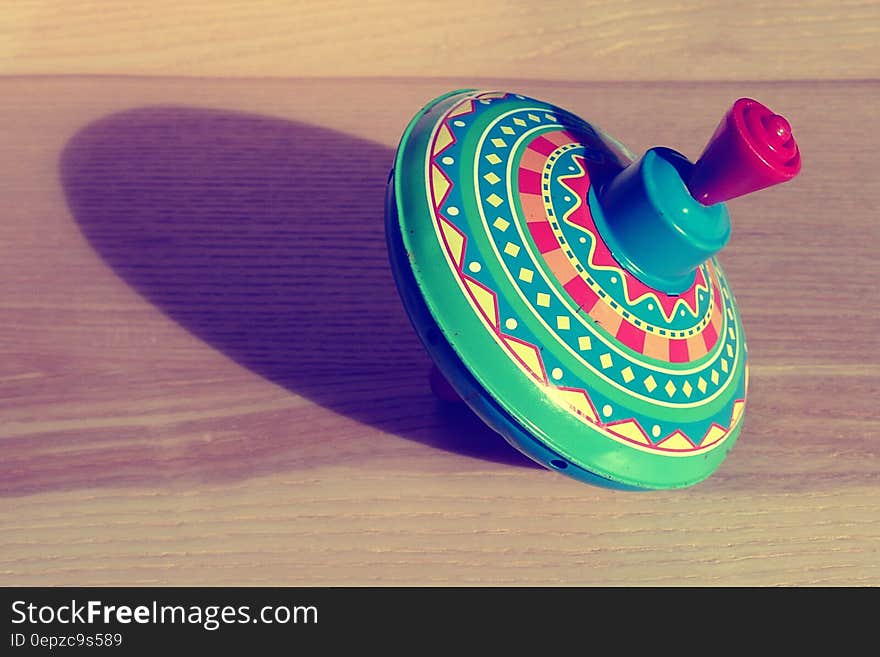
[2,0,879,81]
[0,76,878,586]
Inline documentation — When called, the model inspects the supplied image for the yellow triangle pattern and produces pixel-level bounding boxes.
[550,389,598,423]
[447,100,474,118]
[656,432,694,451]
[433,124,455,155]
[431,164,450,204]
[438,218,465,267]
[504,337,544,381]
[701,425,727,446]
[464,279,498,328]
[607,421,651,445]
[730,400,745,426]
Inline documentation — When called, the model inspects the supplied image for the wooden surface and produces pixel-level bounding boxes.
[2,0,879,81]
[0,76,878,586]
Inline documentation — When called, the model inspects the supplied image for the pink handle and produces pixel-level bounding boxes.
[687,98,801,206]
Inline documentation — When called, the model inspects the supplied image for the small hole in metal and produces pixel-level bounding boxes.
[550,459,568,469]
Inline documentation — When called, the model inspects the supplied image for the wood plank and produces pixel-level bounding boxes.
[0,76,877,585]
[2,0,878,81]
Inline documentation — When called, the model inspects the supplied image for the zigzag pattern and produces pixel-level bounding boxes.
[522,146,723,362]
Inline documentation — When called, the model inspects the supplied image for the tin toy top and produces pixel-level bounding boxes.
[385,90,801,489]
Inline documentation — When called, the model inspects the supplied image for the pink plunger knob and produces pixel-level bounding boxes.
[687,98,801,206]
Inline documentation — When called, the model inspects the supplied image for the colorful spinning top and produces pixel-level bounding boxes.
[385,91,801,489]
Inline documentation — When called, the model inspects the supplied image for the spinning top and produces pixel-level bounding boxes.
[385,91,801,489]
